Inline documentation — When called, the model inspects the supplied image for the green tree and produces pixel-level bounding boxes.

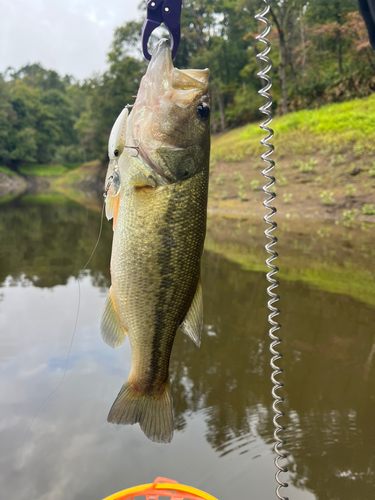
[0,0,373,172]
[80,22,146,161]
[10,63,71,92]
[306,0,358,75]
[0,76,15,165]
[41,89,76,145]
[9,127,38,163]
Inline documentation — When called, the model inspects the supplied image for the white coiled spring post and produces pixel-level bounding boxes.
[255,2,288,499]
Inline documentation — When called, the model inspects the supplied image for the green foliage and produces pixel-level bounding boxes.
[0,2,373,170]
[0,166,16,175]
[215,173,226,185]
[0,193,19,204]
[250,179,260,191]
[20,194,73,205]
[306,0,358,24]
[17,164,68,176]
[0,66,82,168]
[212,95,375,163]
[299,159,317,172]
[233,171,244,183]
[342,209,358,225]
[81,55,145,160]
[354,143,365,158]
[0,76,14,165]
[283,193,293,204]
[10,63,72,92]
[62,163,81,171]
[362,204,375,215]
[320,191,335,205]
[225,85,263,126]
[345,184,356,196]
[54,145,83,164]
[278,176,288,187]
[9,127,38,163]
[238,186,247,201]
[331,154,346,167]
[277,95,375,136]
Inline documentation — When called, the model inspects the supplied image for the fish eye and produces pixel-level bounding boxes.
[114,149,119,157]
[196,102,210,121]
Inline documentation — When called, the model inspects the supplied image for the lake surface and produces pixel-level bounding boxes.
[1,197,375,500]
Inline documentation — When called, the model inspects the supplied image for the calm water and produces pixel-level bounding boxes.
[1,198,375,500]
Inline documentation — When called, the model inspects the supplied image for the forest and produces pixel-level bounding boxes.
[0,0,374,171]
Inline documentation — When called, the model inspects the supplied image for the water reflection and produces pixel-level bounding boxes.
[1,198,375,499]
[0,197,112,289]
[282,284,375,499]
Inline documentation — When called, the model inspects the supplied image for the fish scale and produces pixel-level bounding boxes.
[101,39,210,443]
[111,165,208,383]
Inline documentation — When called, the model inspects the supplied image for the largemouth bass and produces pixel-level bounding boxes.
[101,39,210,443]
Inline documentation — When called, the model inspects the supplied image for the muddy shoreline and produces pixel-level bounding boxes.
[1,158,375,225]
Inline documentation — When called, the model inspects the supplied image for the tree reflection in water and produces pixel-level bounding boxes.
[1,198,375,499]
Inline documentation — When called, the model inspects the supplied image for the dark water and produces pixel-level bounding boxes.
[1,198,375,500]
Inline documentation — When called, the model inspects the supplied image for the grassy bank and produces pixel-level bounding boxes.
[51,160,104,211]
[2,94,375,223]
[0,166,18,176]
[211,94,375,162]
[0,161,104,211]
[17,163,80,176]
[209,94,375,222]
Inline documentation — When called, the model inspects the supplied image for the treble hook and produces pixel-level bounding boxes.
[141,0,182,60]
[125,139,140,158]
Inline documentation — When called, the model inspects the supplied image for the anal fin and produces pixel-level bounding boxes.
[101,287,127,348]
[180,279,203,348]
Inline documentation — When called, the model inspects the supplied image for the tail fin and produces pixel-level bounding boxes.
[107,380,173,443]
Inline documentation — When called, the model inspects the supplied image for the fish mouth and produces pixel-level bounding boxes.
[128,39,210,181]
[128,39,209,147]
[146,38,209,101]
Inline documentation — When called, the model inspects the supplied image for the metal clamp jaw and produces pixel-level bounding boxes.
[141,0,182,60]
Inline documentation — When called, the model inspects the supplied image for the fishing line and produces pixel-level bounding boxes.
[19,200,106,468]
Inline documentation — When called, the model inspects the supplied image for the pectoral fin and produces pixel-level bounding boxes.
[101,287,127,348]
[180,279,203,348]
[130,172,156,188]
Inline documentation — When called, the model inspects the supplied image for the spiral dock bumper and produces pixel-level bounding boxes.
[255,2,288,499]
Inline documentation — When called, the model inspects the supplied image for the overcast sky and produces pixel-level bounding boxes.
[0,0,143,80]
